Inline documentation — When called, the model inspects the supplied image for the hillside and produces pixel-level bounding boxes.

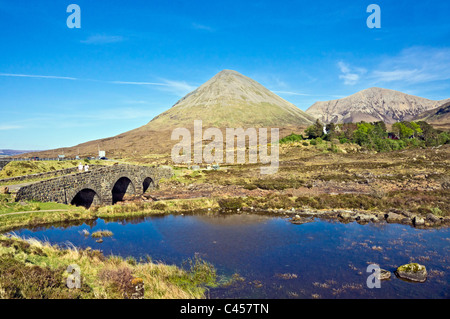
[139,70,314,129]
[306,87,449,124]
[22,70,315,161]
[410,101,450,131]
[0,150,40,157]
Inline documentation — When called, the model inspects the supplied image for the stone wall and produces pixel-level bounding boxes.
[0,160,11,171]
[15,164,173,207]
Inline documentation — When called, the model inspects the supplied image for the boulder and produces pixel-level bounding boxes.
[413,216,425,227]
[426,213,441,225]
[356,214,370,223]
[385,212,404,223]
[371,216,380,223]
[378,269,391,281]
[338,211,352,220]
[401,217,413,225]
[395,263,427,283]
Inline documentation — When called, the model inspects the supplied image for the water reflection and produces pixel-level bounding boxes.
[10,213,450,299]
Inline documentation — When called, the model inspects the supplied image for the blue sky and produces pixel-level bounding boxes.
[1,0,449,150]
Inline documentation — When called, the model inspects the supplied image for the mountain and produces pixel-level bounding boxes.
[138,69,314,130]
[0,149,41,157]
[411,101,450,122]
[306,87,450,124]
[410,101,450,130]
[22,70,315,160]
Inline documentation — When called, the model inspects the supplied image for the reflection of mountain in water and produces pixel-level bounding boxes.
[150,214,291,268]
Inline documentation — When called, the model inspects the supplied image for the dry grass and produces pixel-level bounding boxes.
[0,234,217,299]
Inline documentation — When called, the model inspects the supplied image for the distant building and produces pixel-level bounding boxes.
[387,133,399,140]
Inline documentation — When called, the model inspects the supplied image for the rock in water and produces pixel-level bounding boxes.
[386,212,404,223]
[413,216,425,227]
[395,263,427,283]
[378,269,391,281]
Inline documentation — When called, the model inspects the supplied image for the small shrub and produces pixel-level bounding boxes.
[91,230,114,238]
[152,202,167,210]
[218,197,244,210]
[430,207,444,216]
[183,254,217,287]
[98,266,136,298]
[243,183,257,190]
[279,133,304,144]
[0,257,88,299]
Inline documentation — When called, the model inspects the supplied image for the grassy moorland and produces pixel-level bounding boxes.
[0,234,218,299]
[151,140,450,225]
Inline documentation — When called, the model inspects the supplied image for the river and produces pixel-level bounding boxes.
[10,213,450,299]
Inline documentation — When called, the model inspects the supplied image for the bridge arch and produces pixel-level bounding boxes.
[143,177,155,193]
[112,176,136,204]
[71,188,101,209]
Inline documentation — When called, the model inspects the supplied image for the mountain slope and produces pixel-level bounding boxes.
[23,70,314,160]
[138,69,314,130]
[306,87,450,124]
[410,101,450,131]
[411,101,450,123]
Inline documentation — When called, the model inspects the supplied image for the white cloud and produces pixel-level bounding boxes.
[0,72,195,97]
[370,47,450,84]
[191,23,214,32]
[371,69,421,82]
[337,61,350,74]
[110,78,196,96]
[81,35,124,44]
[158,79,197,96]
[0,124,22,130]
[0,73,77,80]
[339,73,360,85]
[110,80,167,86]
[337,61,366,85]
[272,90,311,96]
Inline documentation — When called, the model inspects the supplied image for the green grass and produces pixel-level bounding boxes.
[0,234,218,299]
[279,133,304,144]
[0,160,114,180]
[0,194,94,232]
[0,194,219,232]
[91,230,114,238]
[0,194,80,215]
[215,190,450,216]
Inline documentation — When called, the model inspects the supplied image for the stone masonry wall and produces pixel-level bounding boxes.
[15,165,173,206]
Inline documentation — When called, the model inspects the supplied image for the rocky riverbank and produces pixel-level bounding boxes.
[229,206,450,228]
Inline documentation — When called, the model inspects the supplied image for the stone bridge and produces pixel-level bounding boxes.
[15,164,173,208]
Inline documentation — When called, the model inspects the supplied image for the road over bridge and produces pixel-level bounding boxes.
[15,164,173,208]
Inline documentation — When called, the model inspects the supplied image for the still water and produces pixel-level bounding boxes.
[11,213,450,298]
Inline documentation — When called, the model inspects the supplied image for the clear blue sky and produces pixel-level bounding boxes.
[1,0,449,150]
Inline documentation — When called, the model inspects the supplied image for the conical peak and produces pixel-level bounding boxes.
[214,69,242,76]
[145,69,315,128]
[208,69,248,83]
